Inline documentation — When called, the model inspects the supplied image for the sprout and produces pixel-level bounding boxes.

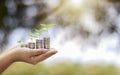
[35,29,43,39]
[17,40,24,44]
[29,34,38,42]
[40,24,55,37]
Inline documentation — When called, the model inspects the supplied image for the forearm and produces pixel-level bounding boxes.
[0,52,15,74]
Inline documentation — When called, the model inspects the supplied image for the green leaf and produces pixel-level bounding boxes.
[35,29,41,34]
[43,28,47,31]
[39,29,43,32]
[29,34,38,39]
[29,34,33,37]
[40,24,47,27]
[35,29,39,33]
[35,29,43,34]
[32,35,38,38]
[40,24,56,29]
[17,40,24,43]
[47,24,56,28]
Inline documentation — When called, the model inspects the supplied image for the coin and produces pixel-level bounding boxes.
[28,42,35,49]
[36,39,43,49]
[44,37,50,49]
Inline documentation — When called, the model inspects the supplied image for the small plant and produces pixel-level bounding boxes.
[35,29,43,39]
[17,23,56,49]
[40,24,55,37]
[17,40,25,47]
[17,40,24,44]
[29,34,38,42]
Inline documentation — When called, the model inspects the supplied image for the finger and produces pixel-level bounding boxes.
[29,49,48,56]
[34,49,57,62]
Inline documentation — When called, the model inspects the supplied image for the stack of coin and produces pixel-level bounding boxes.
[25,44,28,48]
[28,42,35,49]
[44,37,50,49]
[36,39,43,49]
[21,44,25,48]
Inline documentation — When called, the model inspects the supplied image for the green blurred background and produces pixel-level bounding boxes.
[2,62,120,75]
[1,0,120,75]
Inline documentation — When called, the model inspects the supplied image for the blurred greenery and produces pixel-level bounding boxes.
[2,62,120,75]
[0,0,120,50]
[0,0,120,74]
[0,0,48,50]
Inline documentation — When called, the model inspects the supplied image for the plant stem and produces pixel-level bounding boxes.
[31,38,33,42]
[39,34,40,39]
[47,28,48,37]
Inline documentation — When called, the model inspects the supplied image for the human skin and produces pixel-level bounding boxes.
[0,46,57,74]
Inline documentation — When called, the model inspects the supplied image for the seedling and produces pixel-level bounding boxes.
[34,29,44,49]
[40,24,55,37]
[17,40,26,47]
[35,29,43,39]
[18,24,56,49]
[28,34,38,49]
[17,40,24,44]
[29,34,38,42]
[40,24,55,49]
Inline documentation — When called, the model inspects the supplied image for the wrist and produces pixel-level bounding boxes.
[6,50,19,63]
[0,52,15,65]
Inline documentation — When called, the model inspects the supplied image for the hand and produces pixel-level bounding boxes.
[7,46,58,65]
[0,46,57,73]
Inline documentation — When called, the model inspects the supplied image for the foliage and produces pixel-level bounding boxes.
[0,0,47,49]
[17,40,24,44]
[40,24,56,37]
[18,24,55,43]
[35,29,43,39]
[28,34,38,42]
